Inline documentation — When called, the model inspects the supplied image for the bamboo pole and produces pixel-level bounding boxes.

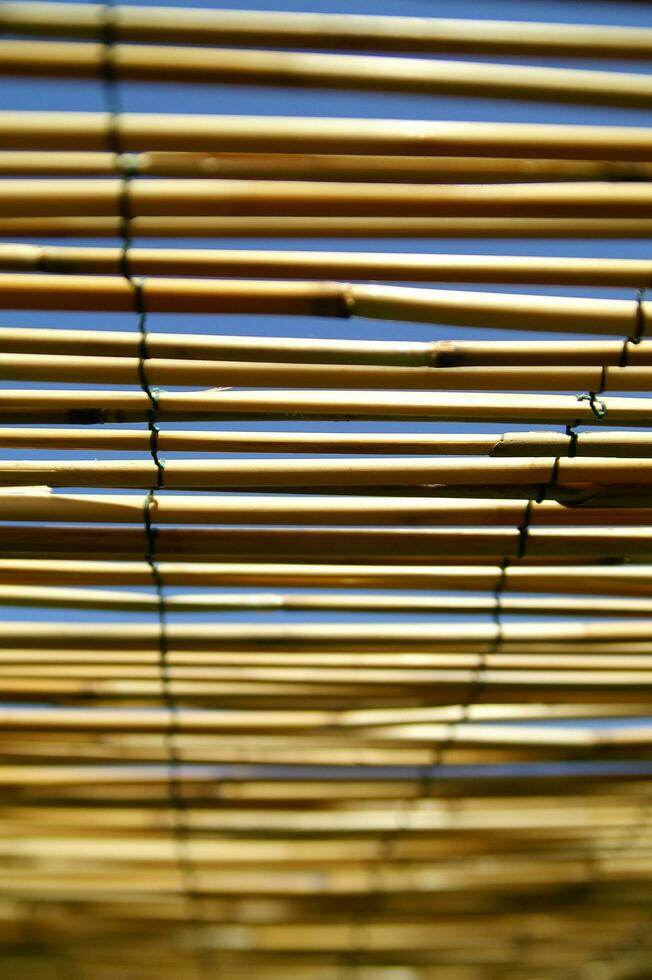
[6,658,652,681]
[0,274,649,337]
[0,705,649,736]
[0,427,649,457]
[7,650,652,673]
[3,585,652,617]
[6,215,652,241]
[1,151,650,183]
[2,351,652,392]
[0,491,650,528]
[6,243,652,289]
[0,456,651,491]
[3,112,652,160]
[2,619,652,651]
[3,215,652,239]
[0,389,649,426]
[3,525,652,563]
[4,324,652,368]
[6,3,652,59]
[3,178,652,219]
[5,40,652,109]
[0,560,648,597]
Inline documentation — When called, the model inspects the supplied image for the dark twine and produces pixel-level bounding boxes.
[619,287,648,368]
[100,4,209,968]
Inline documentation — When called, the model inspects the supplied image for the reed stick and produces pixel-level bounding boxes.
[3,178,651,219]
[1,274,651,339]
[3,525,652,563]
[4,324,652,369]
[3,112,652,160]
[0,456,651,490]
[3,585,652,618]
[5,40,652,109]
[0,560,648,597]
[2,215,651,239]
[0,427,651,458]
[2,351,652,393]
[2,151,650,183]
[6,243,652,289]
[0,491,649,528]
[0,389,649,426]
[2,619,652,651]
[7,3,652,59]
[6,659,652,682]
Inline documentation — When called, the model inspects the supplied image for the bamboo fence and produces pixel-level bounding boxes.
[1,5,652,980]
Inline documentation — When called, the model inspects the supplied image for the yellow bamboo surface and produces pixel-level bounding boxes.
[0,490,650,527]
[4,40,652,109]
[3,214,652,238]
[1,273,651,337]
[4,111,652,159]
[0,427,651,456]
[2,150,651,182]
[4,351,652,391]
[6,2,652,59]
[3,324,652,367]
[3,178,652,218]
[0,559,647,595]
[5,242,652,288]
[0,388,649,425]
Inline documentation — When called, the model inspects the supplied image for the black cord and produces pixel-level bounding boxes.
[619,287,648,368]
[99,5,209,969]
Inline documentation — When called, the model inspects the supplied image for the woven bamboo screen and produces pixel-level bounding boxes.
[0,2,652,978]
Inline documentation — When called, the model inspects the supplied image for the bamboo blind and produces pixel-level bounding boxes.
[0,2,651,979]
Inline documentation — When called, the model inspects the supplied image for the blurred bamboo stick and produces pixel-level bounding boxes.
[3,112,652,160]
[6,3,652,59]
[1,151,650,182]
[2,584,652,617]
[3,178,651,218]
[5,40,652,109]
[3,214,652,238]
[1,618,652,651]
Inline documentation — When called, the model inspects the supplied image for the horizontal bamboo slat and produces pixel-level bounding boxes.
[0,560,647,596]
[4,351,652,392]
[3,214,652,238]
[3,112,652,160]
[0,427,651,457]
[7,3,652,59]
[2,151,651,182]
[0,388,648,426]
[3,324,652,368]
[0,456,651,490]
[1,274,649,337]
[5,40,652,109]
[2,584,652,617]
[5,243,652,289]
[0,491,649,527]
[3,178,652,219]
